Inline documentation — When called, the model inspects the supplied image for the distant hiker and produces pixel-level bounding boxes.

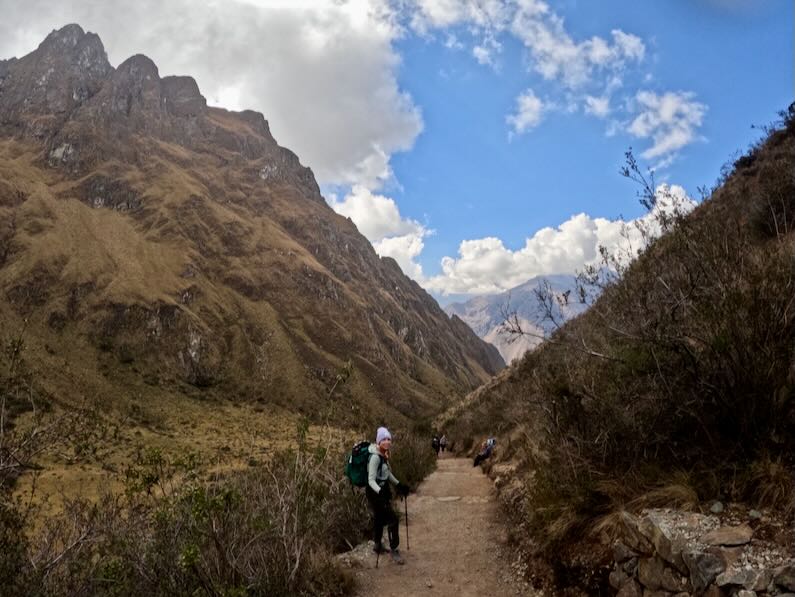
[439,434,448,453]
[431,434,440,457]
[473,437,496,467]
[367,426,410,565]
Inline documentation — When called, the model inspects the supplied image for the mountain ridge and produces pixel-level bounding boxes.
[445,273,589,363]
[0,24,503,427]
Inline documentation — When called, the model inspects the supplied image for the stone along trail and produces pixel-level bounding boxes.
[347,455,538,597]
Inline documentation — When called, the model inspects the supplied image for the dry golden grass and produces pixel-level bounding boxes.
[0,137,443,421]
[12,396,358,517]
[628,473,700,511]
[743,456,795,518]
[0,106,502,533]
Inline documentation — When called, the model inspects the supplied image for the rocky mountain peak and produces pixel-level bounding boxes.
[446,274,590,363]
[34,23,111,83]
[161,76,207,117]
[0,24,111,136]
[104,54,163,114]
[40,23,87,49]
[116,54,159,79]
[0,25,504,423]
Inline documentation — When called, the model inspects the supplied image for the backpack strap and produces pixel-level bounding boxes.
[370,452,386,485]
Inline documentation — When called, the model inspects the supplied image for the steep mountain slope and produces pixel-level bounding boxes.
[439,107,795,591]
[445,274,588,363]
[0,25,503,427]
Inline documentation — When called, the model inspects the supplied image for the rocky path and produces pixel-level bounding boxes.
[344,454,537,597]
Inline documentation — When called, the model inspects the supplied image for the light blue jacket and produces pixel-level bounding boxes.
[367,444,399,494]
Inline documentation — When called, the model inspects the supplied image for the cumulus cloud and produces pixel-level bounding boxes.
[327,185,425,241]
[628,90,707,161]
[507,89,545,134]
[0,0,422,190]
[373,234,426,279]
[425,184,695,295]
[328,186,430,279]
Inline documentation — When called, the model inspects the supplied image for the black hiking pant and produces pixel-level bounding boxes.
[366,485,399,550]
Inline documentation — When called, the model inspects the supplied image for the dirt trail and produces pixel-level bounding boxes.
[347,454,538,597]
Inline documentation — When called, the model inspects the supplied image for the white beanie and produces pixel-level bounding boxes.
[376,426,392,445]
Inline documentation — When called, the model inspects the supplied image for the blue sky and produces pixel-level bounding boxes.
[327,0,791,300]
[391,0,789,268]
[1,0,791,301]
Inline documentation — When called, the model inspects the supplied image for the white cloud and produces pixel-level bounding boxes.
[409,1,645,90]
[407,0,652,137]
[472,44,492,64]
[507,88,544,134]
[611,29,646,62]
[510,4,646,89]
[444,33,464,50]
[0,0,422,191]
[373,234,426,279]
[327,185,425,241]
[328,185,430,279]
[584,95,610,118]
[628,90,707,160]
[410,0,465,30]
[472,35,502,67]
[425,184,696,295]
[410,0,512,32]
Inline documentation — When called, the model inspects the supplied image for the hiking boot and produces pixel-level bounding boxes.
[372,542,388,554]
[390,549,405,565]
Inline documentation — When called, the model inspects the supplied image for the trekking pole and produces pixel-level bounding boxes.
[376,548,380,569]
[404,495,409,550]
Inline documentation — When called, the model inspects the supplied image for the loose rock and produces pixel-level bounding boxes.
[700,524,753,547]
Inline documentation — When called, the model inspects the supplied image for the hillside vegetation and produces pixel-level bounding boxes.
[439,106,795,587]
[0,25,502,441]
[0,25,479,595]
[0,313,440,596]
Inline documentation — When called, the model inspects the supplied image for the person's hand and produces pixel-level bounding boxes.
[396,482,410,497]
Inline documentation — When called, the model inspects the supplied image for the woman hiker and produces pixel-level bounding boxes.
[367,426,410,565]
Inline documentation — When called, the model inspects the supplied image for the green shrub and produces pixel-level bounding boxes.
[389,430,437,490]
[3,440,372,596]
[440,109,795,553]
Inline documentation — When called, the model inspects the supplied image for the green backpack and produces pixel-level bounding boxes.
[345,441,381,487]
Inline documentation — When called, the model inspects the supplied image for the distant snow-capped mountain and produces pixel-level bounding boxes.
[445,274,591,363]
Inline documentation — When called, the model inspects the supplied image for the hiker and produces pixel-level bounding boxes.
[439,434,448,453]
[473,437,496,467]
[431,434,440,457]
[367,426,410,565]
